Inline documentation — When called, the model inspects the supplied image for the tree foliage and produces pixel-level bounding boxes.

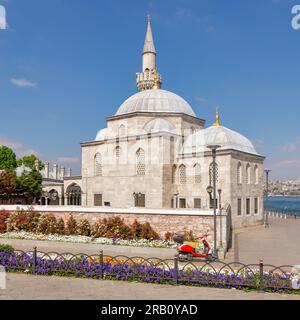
[18,154,44,171]
[0,147,44,203]
[0,146,17,171]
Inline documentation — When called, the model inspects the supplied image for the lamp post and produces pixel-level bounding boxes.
[207,144,221,259]
[218,189,222,248]
[264,169,271,228]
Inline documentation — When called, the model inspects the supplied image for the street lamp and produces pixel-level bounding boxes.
[264,169,271,228]
[218,189,222,248]
[207,144,221,259]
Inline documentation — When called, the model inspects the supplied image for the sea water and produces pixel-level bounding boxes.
[264,196,300,216]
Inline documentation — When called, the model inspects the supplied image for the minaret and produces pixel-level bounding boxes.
[136,16,162,91]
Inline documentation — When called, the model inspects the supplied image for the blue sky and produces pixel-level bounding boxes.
[0,0,300,180]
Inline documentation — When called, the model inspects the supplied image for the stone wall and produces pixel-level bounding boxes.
[1,205,229,251]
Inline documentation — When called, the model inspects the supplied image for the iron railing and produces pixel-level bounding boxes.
[0,247,299,294]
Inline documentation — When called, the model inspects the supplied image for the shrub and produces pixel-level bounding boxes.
[91,220,105,238]
[164,231,174,241]
[141,222,160,240]
[56,218,65,235]
[131,219,143,239]
[77,219,91,236]
[66,215,77,235]
[25,208,41,232]
[183,230,195,241]
[0,244,14,254]
[0,210,10,233]
[37,214,58,234]
[6,208,38,232]
[104,217,133,239]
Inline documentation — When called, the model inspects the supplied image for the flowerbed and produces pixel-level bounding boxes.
[0,231,178,249]
[0,250,299,294]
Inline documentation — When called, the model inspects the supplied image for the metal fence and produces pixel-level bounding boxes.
[0,247,299,294]
[264,207,299,219]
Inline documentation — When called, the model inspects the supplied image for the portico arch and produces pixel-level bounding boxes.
[65,183,82,206]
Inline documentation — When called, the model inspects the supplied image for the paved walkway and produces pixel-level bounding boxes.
[225,216,300,265]
[1,273,299,300]
[0,238,176,259]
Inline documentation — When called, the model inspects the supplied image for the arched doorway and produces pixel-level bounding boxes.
[66,184,82,206]
[49,189,59,206]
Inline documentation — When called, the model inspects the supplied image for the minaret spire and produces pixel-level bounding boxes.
[136,15,163,91]
[143,15,156,55]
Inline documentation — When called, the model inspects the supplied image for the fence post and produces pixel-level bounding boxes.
[99,249,104,280]
[32,246,37,273]
[259,258,264,292]
[174,255,179,285]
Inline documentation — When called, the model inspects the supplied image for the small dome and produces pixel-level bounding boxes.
[143,118,176,134]
[182,125,258,155]
[95,128,114,141]
[116,89,196,117]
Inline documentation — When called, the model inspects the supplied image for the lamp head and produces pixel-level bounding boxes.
[206,186,213,194]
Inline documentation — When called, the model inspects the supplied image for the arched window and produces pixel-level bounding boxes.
[172,165,176,184]
[94,153,102,176]
[209,162,219,186]
[254,165,258,184]
[246,164,251,184]
[194,163,201,184]
[237,162,242,184]
[136,148,145,175]
[119,124,126,137]
[179,165,186,184]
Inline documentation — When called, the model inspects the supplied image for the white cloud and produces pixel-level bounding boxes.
[195,96,209,103]
[272,158,300,169]
[56,157,80,164]
[280,143,297,153]
[10,78,37,88]
[0,5,6,30]
[0,136,39,157]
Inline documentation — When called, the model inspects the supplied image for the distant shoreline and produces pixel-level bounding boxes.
[265,195,300,198]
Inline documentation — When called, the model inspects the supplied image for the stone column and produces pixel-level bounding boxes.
[44,162,49,178]
[67,168,72,177]
[53,164,58,180]
[34,159,39,171]
[60,166,65,179]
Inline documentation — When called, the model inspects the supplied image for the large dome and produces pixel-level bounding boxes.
[182,125,258,155]
[115,89,196,117]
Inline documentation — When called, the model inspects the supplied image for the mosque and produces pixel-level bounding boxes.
[42,17,265,229]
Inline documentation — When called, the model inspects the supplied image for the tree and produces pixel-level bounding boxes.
[0,170,17,197]
[18,154,44,171]
[0,146,17,171]
[17,170,43,199]
[16,154,44,203]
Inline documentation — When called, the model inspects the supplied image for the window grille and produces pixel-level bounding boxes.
[237,198,242,216]
[179,165,186,184]
[94,194,102,206]
[136,148,145,175]
[194,163,201,183]
[94,153,102,176]
[209,162,219,185]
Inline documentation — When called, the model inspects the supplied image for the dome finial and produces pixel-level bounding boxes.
[213,107,221,126]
